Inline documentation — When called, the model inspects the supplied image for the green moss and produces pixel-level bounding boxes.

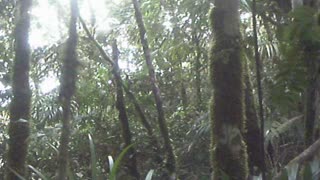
[209,3,248,179]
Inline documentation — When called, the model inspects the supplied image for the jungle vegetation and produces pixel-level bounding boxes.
[1,0,320,179]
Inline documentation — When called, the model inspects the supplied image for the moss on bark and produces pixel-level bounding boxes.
[209,1,248,179]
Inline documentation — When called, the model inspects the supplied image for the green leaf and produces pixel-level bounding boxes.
[109,144,134,180]
[28,165,49,180]
[286,163,299,180]
[48,142,59,155]
[108,155,114,172]
[88,134,98,180]
[145,169,155,180]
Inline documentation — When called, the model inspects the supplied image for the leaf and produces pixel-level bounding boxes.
[286,163,299,180]
[108,155,114,172]
[88,134,98,180]
[145,169,155,180]
[48,142,59,155]
[28,165,49,180]
[109,144,134,180]
[17,118,28,123]
[310,159,320,174]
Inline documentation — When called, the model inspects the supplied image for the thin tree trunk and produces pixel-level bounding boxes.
[193,34,202,111]
[131,0,176,178]
[56,0,79,179]
[122,84,163,164]
[112,40,140,179]
[304,59,319,147]
[300,0,320,147]
[244,61,264,175]
[79,18,162,161]
[209,0,248,179]
[252,0,267,178]
[6,0,32,179]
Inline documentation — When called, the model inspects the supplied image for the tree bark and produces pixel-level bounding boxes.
[244,62,264,175]
[209,0,248,179]
[193,34,202,111]
[300,0,320,147]
[131,0,176,178]
[252,0,267,178]
[112,40,140,179]
[56,0,79,179]
[6,0,32,179]
[304,57,320,147]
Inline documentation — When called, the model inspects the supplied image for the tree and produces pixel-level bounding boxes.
[300,0,320,147]
[112,40,140,179]
[244,60,264,175]
[6,0,32,179]
[56,0,79,179]
[131,0,177,178]
[209,0,248,179]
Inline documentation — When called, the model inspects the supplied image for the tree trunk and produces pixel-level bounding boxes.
[79,18,162,166]
[301,0,320,147]
[131,0,176,178]
[56,0,79,179]
[193,34,202,111]
[244,62,264,175]
[252,0,267,177]
[209,0,248,179]
[112,40,140,179]
[6,0,32,179]
[304,58,319,147]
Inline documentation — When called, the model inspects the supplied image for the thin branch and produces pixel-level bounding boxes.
[79,16,114,66]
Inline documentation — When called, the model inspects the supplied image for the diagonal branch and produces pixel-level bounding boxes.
[79,16,114,66]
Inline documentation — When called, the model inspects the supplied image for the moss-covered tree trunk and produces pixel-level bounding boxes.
[209,0,248,179]
[56,0,78,179]
[6,0,32,179]
[132,0,176,178]
[112,40,140,179]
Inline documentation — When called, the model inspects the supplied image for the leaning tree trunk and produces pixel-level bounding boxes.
[112,40,140,179]
[209,0,248,179]
[6,0,32,179]
[56,0,79,179]
[132,0,176,178]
